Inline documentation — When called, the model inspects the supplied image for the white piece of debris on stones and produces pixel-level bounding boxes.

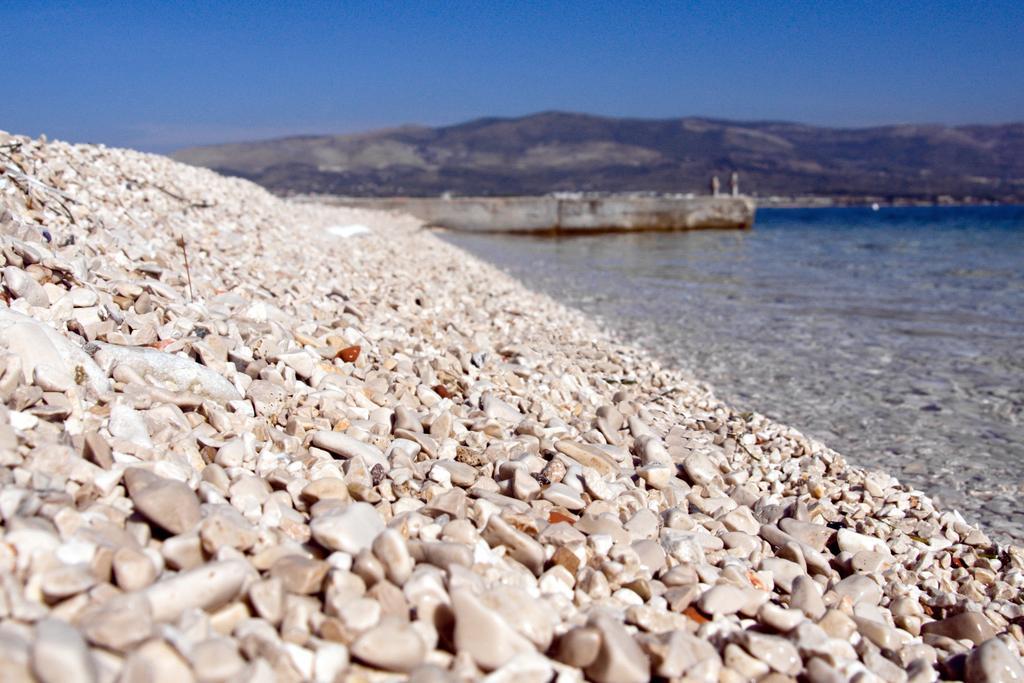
[0,129,1022,682]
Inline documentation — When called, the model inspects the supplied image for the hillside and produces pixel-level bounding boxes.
[172,112,1024,202]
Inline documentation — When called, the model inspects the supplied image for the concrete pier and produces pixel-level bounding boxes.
[326,195,755,234]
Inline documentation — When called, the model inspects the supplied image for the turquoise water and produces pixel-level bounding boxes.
[442,206,1024,540]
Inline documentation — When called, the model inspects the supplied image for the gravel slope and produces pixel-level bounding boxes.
[1,131,1023,682]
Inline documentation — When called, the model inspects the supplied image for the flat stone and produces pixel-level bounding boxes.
[831,574,882,606]
[965,638,1024,682]
[200,506,258,553]
[720,506,760,535]
[790,575,826,619]
[189,638,245,682]
[310,431,389,470]
[92,341,239,402]
[452,588,535,671]
[837,528,890,556]
[40,564,96,601]
[853,616,901,651]
[681,452,718,485]
[922,612,998,646]
[481,514,545,575]
[3,266,49,306]
[119,639,194,683]
[779,518,833,552]
[585,613,651,683]
[270,555,329,594]
[142,559,250,622]
[542,483,586,510]
[32,619,97,683]
[78,593,153,652]
[372,528,414,586]
[351,620,426,672]
[108,403,153,448]
[112,547,158,591]
[310,501,385,554]
[554,440,618,477]
[556,627,601,668]
[124,468,201,535]
[481,393,522,422]
[248,577,285,625]
[302,477,350,503]
[698,584,747,616]
[741,632,800,675]
[245,379,286,416]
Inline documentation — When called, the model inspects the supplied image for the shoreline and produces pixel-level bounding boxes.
[2,131,1023,679]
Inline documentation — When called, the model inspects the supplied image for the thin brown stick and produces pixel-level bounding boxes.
[136,178,214,209]
[177,236,194,301]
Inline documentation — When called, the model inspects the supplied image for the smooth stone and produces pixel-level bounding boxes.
[3,266,49,306]
[758,603,806,632]
[245,379,286,416]
[393,405,423,433]
[373,529,415,586]
[720,506,760,535]
[481,515,545,576]
[78,593,154,652]
[965,638,1024,682]
[190,638,246,683]
[112,547,158,591]
[831,574,882,606]
[124,468,202,535]
[431,460,478,487]
[119,639,194,683]
[554,440,618,477]
[301,477,350,503]
[760,557,804,593]
[655,630,722,680]
[481,393,522,422]
[40,564,96,601]
[698,584,747,616]
[850,550,890,574]
[310,502,385,554]
[922,612,998,646]
[452,588,535,671]
[91,341,239,402]
[585,613,651,683]
[637,463,674,490]
[0,307,108,394]
[853,616,902,651]
[310,431,389,470]
[556,627,602,668]
[681,452,718,485]
[542,483,586,510]
[790,575,826,620]
[270,555,329,594]
[482,651,554,683]
[32,618,97,683]
[108,403,153,448]
[142,559,250,622]
[778,518,833,552]
[741,632,801,675]
[351,620,426,672]
[837,528,890,556]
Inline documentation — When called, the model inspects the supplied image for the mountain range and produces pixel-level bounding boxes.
[172,112,1024,202]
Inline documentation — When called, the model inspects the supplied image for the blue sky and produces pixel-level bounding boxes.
[2,1,1022,151]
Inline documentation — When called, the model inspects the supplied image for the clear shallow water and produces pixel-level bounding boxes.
[442,206,1024,542]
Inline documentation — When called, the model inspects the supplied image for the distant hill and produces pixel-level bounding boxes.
[172,112,1024,202]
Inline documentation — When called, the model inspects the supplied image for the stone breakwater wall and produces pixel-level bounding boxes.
[327,195,756,233]
[0,131,1022,681]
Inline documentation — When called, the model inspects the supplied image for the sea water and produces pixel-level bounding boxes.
[442,206,1024,541]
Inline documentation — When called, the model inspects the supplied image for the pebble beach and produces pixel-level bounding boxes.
[1,131,1023,682]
